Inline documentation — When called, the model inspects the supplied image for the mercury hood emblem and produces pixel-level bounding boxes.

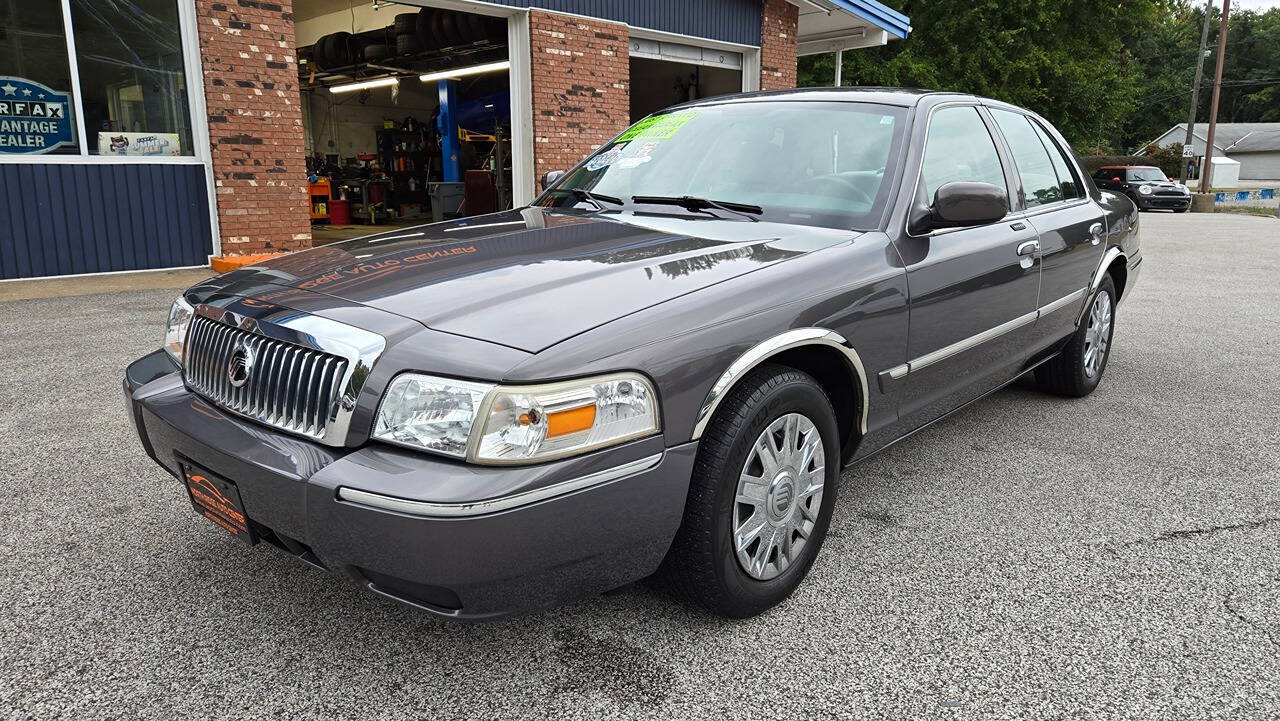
[227,340,255,388]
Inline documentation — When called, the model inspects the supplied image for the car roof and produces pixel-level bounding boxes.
[667,86,975,110]
[1099,165,1160,171]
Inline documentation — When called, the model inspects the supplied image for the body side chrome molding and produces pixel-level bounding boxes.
[1039,287,1086,315]
[691,328,870,441]
[885,287,1088,380]
[336,453,663,518]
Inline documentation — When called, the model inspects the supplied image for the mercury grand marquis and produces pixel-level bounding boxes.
[124,88,1142,620]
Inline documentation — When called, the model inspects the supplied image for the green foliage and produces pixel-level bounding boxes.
[1079,144,1182,178]
[1141,143,1186,177]
[798,1,1280,153]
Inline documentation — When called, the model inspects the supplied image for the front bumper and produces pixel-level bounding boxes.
[1137,194,1190,210]
[125,351,696,620]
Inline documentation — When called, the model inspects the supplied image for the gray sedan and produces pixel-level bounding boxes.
[125,87,1141,619]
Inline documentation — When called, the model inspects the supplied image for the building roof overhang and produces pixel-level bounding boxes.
[790,0,911,56]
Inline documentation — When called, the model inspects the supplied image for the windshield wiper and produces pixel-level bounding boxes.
[566,188,623,211]
[631,195,762,222]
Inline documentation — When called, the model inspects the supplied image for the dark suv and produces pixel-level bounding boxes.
[1092,165,1190,212]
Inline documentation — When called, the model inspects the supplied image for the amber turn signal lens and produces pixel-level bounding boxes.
[546,405,596,438]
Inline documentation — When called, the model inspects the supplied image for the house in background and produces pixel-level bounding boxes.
[1143,123,1280,181]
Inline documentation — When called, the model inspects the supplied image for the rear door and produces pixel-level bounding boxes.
[988,108,1105,354]
[891,104,1042,428]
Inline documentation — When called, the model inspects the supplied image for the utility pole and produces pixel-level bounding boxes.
[1181,0,1214,184]
[1199,0,1230,194]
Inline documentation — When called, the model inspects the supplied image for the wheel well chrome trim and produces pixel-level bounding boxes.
[1080,247,1127,325]
[690,328,869,442]
[336,453,662,518]
[1090,247,1127,296]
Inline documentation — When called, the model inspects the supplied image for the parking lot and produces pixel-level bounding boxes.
[2,212,1278,719]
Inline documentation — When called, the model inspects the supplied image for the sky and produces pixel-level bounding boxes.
[1233,0,1280,9]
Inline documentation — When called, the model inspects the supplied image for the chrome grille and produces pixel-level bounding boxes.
[183,315,349,439]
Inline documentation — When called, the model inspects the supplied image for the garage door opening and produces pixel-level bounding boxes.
[628,39,742,122]
[295,2,514,244]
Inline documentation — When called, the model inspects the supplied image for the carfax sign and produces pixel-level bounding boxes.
[0,76,75,154]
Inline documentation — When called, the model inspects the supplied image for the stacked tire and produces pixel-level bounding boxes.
[394,13,421,56]
[313,31,354,70]
[417,8,504,49]
[310,10,504,68]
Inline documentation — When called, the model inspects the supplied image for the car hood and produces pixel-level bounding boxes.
[217,208,856,353]
[1137,180,1185,192]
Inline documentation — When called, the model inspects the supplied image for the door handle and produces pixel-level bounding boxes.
[1016,240,1040,257]
[1089,222,1103,246]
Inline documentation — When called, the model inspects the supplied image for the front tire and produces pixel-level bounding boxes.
[659,364,839,618]
[1035,275,1117,397]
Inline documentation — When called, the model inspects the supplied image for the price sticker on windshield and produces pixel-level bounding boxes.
[617,110,698,141]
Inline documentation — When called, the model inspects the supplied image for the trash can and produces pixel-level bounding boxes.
[429,182,465,222]
[329,198,352,225]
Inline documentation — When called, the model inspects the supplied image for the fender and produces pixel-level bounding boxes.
[690,328,870,441]
[1079,246,1127,325]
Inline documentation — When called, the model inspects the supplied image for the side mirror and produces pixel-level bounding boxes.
[911,181,1008,233]
[1111,176,1122,184]
[540,170,566,191]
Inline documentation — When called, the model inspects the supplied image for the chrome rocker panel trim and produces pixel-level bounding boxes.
[691,328,871,441]
[336,453,664,518]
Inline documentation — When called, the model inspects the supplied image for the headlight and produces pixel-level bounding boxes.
[164,295,194,365]
[1138,184,1153,195]
[373,375,491,458]
[373,372,660,464]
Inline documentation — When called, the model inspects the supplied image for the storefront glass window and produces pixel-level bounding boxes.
[0,3,80,155]
[70,0,194,156]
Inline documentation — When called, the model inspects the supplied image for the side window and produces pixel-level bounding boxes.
[1031,120,1082,200]
[920,106,1008,204]
[990,109,1061,207]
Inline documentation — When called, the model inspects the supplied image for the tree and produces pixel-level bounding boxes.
[797,1,1280,152]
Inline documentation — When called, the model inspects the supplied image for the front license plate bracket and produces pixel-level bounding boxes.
[181,461,257,545]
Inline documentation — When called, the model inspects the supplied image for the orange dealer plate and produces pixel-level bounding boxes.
[181,462,257,545]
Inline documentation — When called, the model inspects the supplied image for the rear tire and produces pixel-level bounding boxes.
[1035,275,1117,398]
[659,364,839,618]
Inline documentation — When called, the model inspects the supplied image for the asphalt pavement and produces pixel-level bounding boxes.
[2,212,1278,719]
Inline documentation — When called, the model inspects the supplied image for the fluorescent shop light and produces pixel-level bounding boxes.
[329,77,400,94]
[419,60,511,84]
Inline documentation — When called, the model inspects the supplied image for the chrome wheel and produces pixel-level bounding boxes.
[1083,290,1113,379]
[732,412,825,581]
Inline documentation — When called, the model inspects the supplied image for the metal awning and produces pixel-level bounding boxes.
[789,0,911,56]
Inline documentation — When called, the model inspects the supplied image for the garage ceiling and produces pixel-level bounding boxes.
[295,0,364,23]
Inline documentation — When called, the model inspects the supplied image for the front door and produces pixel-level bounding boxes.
[891,105,1042,428]
[988,108,1106,353]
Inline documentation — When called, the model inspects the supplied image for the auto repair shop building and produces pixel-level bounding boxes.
[0,0,910,280]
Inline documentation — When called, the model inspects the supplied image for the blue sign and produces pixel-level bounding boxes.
[0,77,74,155]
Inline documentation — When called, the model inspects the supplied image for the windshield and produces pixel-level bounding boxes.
[539,101,909,230]
[1127,167,1168,182]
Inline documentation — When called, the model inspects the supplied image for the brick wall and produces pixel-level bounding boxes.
[528,10,630,185]
[196,0,311,256]
[760,0,799,90]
